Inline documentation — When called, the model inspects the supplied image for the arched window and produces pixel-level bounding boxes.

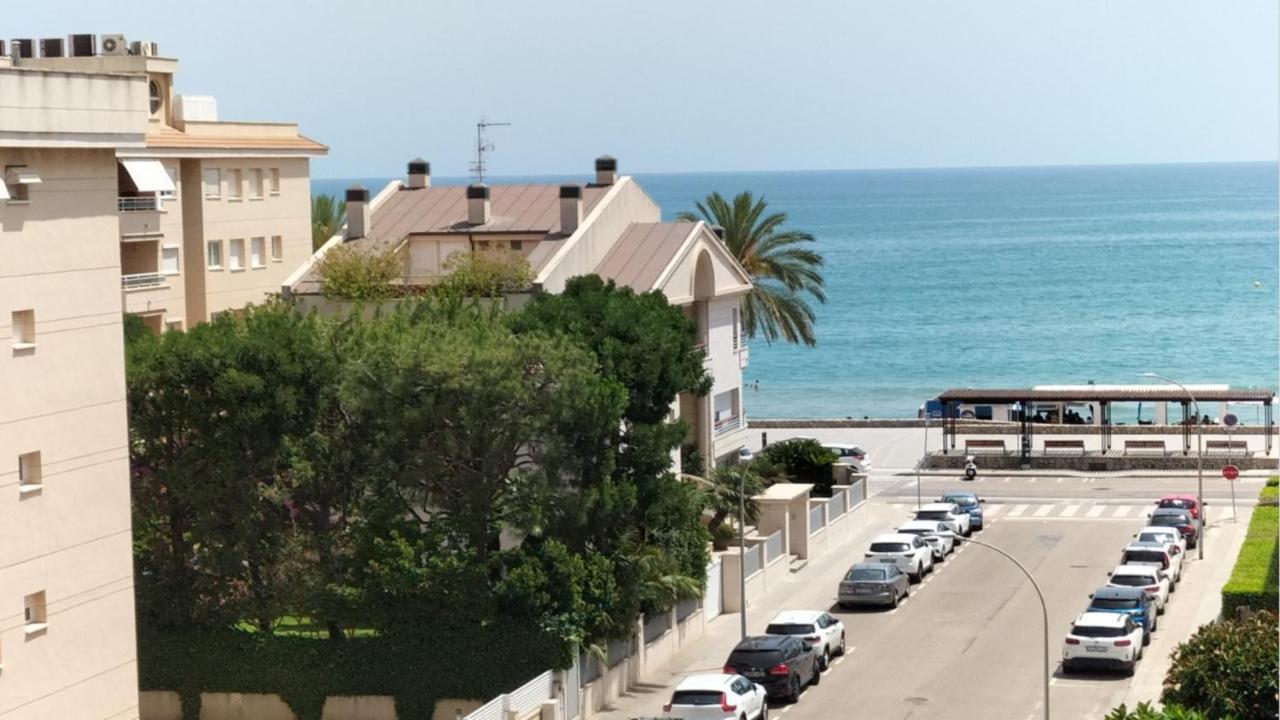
[149,80,162,115]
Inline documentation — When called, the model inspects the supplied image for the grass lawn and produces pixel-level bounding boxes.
[235,615,379,638]
[1220,478,1279,616]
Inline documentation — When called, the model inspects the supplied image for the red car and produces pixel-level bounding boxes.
[1156,494,1201,520]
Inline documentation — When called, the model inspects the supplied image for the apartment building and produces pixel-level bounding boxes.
[16,34,326,330]
[288,157,753,470]
[0,55,145,720]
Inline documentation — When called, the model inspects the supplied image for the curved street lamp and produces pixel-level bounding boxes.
[1141,373,1205,560]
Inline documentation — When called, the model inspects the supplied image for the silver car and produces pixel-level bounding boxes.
[838,562,910,609]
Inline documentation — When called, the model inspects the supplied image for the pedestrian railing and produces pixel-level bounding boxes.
[765,529,784,562]
[809,503,826,533]
[743,543,762,577]
[828,489,847,519]
[676,596,700,622]
[643,611,671,644]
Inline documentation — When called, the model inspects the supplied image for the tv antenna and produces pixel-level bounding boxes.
[470,118,511,183]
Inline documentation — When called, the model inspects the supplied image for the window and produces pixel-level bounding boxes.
[270,235,283,261]
[269,168,280,194]
[149,80,162,115]
[157,245,180,275]
[207,240,223,269]
[24,591,47,635]
[203,168,221,199]
[248,169,263,199]
[228,239,244,270]
[11,309,35,348]
[250,237,265,268]
[18,451,42,494]
[165,318,184,332]
[510,240,523,251]
[731,307,740,351]
[160,166,178,200]
[227,169,242,199]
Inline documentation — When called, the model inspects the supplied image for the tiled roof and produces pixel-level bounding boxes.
[593,222,698,291]
[365,184,609,242]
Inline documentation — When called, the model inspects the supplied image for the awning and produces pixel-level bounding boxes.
[120,159,175,193]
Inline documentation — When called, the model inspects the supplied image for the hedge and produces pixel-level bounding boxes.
[1219,481,1279,617]
[138,623,571,720]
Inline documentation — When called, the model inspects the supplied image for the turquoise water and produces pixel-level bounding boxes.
[315,162,1279,419]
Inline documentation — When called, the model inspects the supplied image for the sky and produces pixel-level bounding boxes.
[16,1,1280,178]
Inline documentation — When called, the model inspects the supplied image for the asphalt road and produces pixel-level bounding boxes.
[598,475,1253,720]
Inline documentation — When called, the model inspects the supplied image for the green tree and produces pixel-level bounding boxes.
[436,247,535,296]
[314,244,404,301]
[705,463,765,531]
[677,191,827,346]
[311,193,346,250]
[1161,610,1278,720]
[762,437,839,494]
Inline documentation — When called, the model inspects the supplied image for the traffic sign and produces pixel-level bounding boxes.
[1222,465,1240,481]
[1223,413,1239,427]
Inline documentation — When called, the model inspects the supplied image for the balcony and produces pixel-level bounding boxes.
[714,414,743,437]
[122,272,165,290]
[118,195,164,239]
[118,195,161,212]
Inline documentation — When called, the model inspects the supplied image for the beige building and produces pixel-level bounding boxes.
[0,52,145,720]
[16,35,326,331]
[289,157,753,469]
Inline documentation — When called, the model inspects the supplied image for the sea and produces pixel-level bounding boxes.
[314,162,1279,420]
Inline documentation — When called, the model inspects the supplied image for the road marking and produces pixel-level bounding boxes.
[1086,505,1106,518]
[1008,504,1029,517]
[781,704,792,714]
[1061,504,1080,517]
[1033,504,1054,517]
[1028,477,1038,483]
[1112,505,1133,518]
[984,504,1006,518]
[1056,477,1064,483]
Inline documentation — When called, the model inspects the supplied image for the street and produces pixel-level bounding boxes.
[597,473,1257,720]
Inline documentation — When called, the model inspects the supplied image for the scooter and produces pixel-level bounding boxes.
[963,455,977,481]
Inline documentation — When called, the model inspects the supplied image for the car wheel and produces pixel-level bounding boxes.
[909,564,921,583]
[1151,615,1158,633]
[818,647,830,672]
[788,674,801,703]
[1061,661,1074,675]
[1123,660,1135,677]
[836,632,846,656]
[889,590,900,609]
[1157,600,1166,616]
[759,703,768,720]
[1137,644,1144,661]
[1142,629,1151,646]
[811,661,821,686]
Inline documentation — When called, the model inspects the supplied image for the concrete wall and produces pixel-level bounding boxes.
[0,67,147,144]
[0,146,140,719]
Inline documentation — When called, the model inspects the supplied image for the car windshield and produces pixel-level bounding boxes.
[671,691,723,706]
[1138,532,1171,544]
[1159,499,1193,509]
[766,623,814,635]
[729,649,781,665]
[1150,516,1186,527]
[943,494,976,507]
[869,542,910,553]
[1110,574,1154,587]
[1072,625,1127,638]
[1090,598,1140,610]
[898,529,926,536]
[916,511,949,521]
[1124,551,1166,564]
[846,567,887,582]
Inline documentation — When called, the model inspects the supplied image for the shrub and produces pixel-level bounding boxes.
[761,438,838,495]
[711,522,737,551]
[1220,488,1279,616]
[315,244,404,300]
[1161,611,1278,720]
[437,247,534,296]
[1105,703,1210,720]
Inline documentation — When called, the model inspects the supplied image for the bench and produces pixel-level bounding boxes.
[965,439,1007,454]
[1205,440,1249,455]
[1043,439,1086,453]
[1124,440,1167,455]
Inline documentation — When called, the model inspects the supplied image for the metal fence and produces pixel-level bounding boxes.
[643,611,671,644]
[607,636,632,668]
[809,503,826,533]
[828,489,847,519]
[743,543,763,577]
[465,696,504,720]
[765,529,785,562]
[579,650,601,685]
[463,669,554,720]
[676,596,700,622]
[850,477,868,506]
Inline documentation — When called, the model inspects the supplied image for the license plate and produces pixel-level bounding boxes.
[877,558,897,564]
[855,586,874,594]
[743,669,764,678]
[1086,645,1107,653]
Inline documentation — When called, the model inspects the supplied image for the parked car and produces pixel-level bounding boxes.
[662,673,769,720]
[914,502,971,537]
[1135,526,1188,559]
[1086,586,1156,644]
[896,520,956,561]
[865,532,934,582]
[764,610,846,670]
[1120,541,1181,586]
[1107,564,1171,614]
[1156,494,1202,520]
[824,442,871,472]
[723,635,819,703]
[1148,507,1200,548]
[1061,611,1144,676]
[939,491,986,530]
[837,562,910,609]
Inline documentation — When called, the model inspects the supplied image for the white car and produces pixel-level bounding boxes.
[1136,526,1188,561]
[914,502,971,537]
[1120,541,1182,586]
[896,520,956,561]
[793,437,871,472]
[662,673,768,720]
[1062,611,1144,676]
[765,610,847,671]
[1107,564,1172,614]
[865,532,934,582]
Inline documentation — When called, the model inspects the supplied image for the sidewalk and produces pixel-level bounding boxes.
[591,501,909,719]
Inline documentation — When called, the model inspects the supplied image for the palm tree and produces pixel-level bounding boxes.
[677,192,826,346]
[311,194,346,250]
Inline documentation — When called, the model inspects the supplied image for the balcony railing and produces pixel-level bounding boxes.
[121,272,164,290]
[714,414,742,436]
[118,196,160,212]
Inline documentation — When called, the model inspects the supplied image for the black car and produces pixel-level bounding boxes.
[1087,586,1156,644]
[723,635,819,703]
[1149,508,1200,548]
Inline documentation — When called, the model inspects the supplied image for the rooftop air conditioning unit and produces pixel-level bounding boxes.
[175,95,219,123]
[11,39,33,58]
[40,38,65,57]
[100,34,127,55]
[68,34,96,57]
[130,40,158,57]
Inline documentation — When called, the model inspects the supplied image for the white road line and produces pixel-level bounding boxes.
[1027,477,1038,483]
[1086,505,1106,518]
[1003,477,1011,483]
[781,704,792,714]
[1056,477,1064,483]
[1033,504,1054,517]
[1112,505,1133,518]
[1061,504,1080,517]
[984,504,1006,518]
[1008,504,1029,517]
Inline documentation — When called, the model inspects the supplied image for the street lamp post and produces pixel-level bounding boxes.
[738,469,747,641]
[956,536,1051,720]
[1143,373,1205,560]
[918,405,928,510]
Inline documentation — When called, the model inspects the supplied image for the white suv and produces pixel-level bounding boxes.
[865,533,934,582]
[896,520,956,561]
[765,610,847,671]
[1062,611,1144,676]
[1107,564,1171,614]
[914,502,971,536]
[1136,526,1187,562]
[1120,541,1182,587]
[662,673,768,720]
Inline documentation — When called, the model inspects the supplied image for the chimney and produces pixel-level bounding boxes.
[407,158,431,189]
[559,184,583,235]
[467,184,490,225]
[345,185,369,240]
[709,224,726,240]
[594,155,617,186]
